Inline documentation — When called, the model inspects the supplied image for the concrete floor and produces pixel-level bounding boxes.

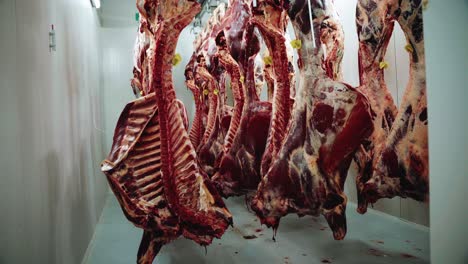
[83,194,429,264]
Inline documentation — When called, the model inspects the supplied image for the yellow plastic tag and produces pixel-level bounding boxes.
[405,44,414,53]
[240,76,245,83]
[379,61,389,70]
[172,53,182,66]
[422,0,428,10]
[139,90,143,96]
[290,39,302,49]
[263,56,273,65]
[213,89,219,96]
[203,89,209,95]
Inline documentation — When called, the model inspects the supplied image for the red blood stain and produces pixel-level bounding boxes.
[368,248,385,257]
[255,228,263,232]
[401,253,417,259]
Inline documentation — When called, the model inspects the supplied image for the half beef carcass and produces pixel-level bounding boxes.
[251,0,293,176]
[212,10,273,197]
[251,0,373,240]
[214,32,246,162]
[196,55,231,177]
[353,0,399,213]
[102,0,232,262]
[149,0,232,245]
[359,0,429,209]
[185,54,207,149]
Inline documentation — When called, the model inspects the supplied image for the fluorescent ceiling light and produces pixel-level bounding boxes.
[91,0,101,8]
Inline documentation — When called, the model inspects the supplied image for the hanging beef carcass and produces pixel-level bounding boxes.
[211,0,273,197]
[358,0,429,210]
[251,0,373,240]
[196,54,232,177]
[185,54,207,149]
[190,4,234,177]
[101,0,232,262]
[251,0,294,177]
[148,0,232,246]
[353,0,399,213]
[214,32,246,162]
[196,56,220,148]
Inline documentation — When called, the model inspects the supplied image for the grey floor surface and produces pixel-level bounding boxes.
[84,194,429,264]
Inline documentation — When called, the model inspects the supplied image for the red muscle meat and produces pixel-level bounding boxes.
[211,6,273,197]
[131,19,153,97]
[196,55,230,177]
[251,0,294,177]
[358,0,429,209]
[251,0,373,240]
[185,55,207,149]
[214,32,245,163]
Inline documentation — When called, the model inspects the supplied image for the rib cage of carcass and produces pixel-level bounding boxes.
[101,0,430,260]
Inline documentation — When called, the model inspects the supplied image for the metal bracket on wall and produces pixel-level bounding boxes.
[49,24,56,52]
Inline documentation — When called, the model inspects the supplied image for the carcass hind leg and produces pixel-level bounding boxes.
[137,230,164,264]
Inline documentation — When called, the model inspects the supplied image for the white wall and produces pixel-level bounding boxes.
[424,1,468,263]
[100,28,138,152]
[0,0,108,263]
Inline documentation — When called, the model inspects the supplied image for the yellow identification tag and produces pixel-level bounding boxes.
[140,90,143,96]
[203,89,209,95]
[423,0,428,10]
[405,44,414,53]
[213,89,219,95]
[290,39,302,49]
[263,56,273,65]
[379,61,389,70]
[240,76,245,83]
[172,53,182,66]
